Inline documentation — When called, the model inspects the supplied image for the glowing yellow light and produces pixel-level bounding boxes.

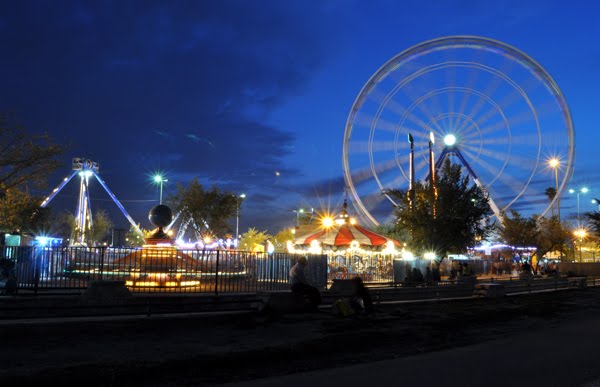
[402,251,415,261]
[167,230,174,236]
[136,281,158,287]
[350,240,360,250]
[165,281,179,287]
[203,236,212,244]
[287,240,295,253]
[574,228,587,239]
[382,240,396,254]
[424,252,436,260]
[549,158,560,168]
[349,218,357,225]
[322,217,334,228]
[180,281,201,286]
[309,240,322,254]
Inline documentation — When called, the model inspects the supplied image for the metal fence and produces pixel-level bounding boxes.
[0,246,328,294]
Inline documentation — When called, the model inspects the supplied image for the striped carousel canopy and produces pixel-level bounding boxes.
[293,223,402,249]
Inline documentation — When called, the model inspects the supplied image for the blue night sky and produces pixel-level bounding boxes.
[2,0,600,233]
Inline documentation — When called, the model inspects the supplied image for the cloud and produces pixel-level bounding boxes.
[0,1,344,229]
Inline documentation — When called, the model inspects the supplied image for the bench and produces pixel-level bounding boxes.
[329,279,362,296]
[328,279,374,316]
[474,283,505,298]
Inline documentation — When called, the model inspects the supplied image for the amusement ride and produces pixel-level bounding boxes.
[342,36,575,227]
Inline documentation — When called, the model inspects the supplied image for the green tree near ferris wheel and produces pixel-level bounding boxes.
[387,160,495,257]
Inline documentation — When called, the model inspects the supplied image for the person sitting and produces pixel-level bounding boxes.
[289,256,322,307]
[350,277,374,316]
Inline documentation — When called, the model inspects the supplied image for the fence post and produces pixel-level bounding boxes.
[100,246,106,281]
[33,247,40,295]
[215,250,220,295]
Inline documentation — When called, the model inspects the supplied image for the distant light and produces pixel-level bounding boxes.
[424,252,436,260]
[322,217,334,228]
[569,189,575,194]
[574,228,587,239]
[549,158,560,168]
[240,193,246,198]
[203,236,211,244]
[36,237,49,246]
[582,187,589,194]
[429,132,435,144]
[349,218,357,225]
[275,171,280,176]
[79,170,93,178]
[443,134,456,146]
[402,251,415,261]
[153,174,163,183]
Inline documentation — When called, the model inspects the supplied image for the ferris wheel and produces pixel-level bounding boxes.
[343,36,575,227]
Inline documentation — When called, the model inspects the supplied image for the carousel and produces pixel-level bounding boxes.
[290,200,404,282]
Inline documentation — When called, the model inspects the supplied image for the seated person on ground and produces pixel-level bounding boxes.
[289,256,322,307]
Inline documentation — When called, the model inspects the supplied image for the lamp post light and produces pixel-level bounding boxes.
[592,198,600,211]
[236,193,246,240]
[574,228,587,264]
[153,175,168,204]
[549,158,560,223]
[293,208,305,226]
[569,187,589,226]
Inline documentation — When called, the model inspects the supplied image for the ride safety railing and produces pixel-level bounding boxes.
[0,246,327,294]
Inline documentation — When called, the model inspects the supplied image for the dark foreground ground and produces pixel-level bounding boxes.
[2,288,600,386]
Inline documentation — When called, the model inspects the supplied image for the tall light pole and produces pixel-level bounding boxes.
[574,228,587,264]
[153,174,168,204]
[569,187,589,226]
[236,193,246,240]
[549,158,560,223]
[293,208,305,226]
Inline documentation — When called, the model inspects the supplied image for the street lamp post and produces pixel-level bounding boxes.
[549,159,560,223]
[293,208,305,226]
[574,228,587,264]
[153,175,168,204]
[236,193,246,240]
[569,187,589,226]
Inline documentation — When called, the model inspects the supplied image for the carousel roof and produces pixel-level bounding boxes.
[293,223,401,248]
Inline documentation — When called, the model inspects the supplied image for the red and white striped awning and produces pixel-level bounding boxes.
[294,223,401,249]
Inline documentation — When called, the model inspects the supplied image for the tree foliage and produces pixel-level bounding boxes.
[68,210,114,246]
[500,210,539,247]
[125,224,149,247]
[586,211,600,239]
[0,114,63,193]
[273,228,294,252]
[239,228,272,252]
[501,211,570,260]
[0,187,50,233]
[388,159,494,255]
[169,178,241,238]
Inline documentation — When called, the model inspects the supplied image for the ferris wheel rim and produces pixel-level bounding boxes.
[343,35,575,226]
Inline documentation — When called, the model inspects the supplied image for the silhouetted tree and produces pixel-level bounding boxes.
[169,178,240,237]
[387,159,494,256]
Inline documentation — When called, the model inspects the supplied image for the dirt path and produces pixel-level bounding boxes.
[2,288,599,386]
